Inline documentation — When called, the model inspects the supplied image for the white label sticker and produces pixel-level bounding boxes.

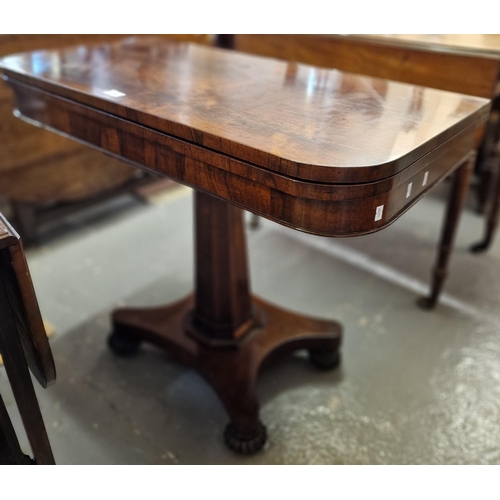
[422,171,429,186]
[406,182,413,199]
[375,205,384,221]
[103,89,126,98]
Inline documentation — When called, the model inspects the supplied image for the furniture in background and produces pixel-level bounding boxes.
[0,38,488,453]
[0,35,211,245]
[233,34,500,252]
[0,214,55,464]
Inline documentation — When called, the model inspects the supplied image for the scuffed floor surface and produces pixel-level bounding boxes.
[1,182,500,464]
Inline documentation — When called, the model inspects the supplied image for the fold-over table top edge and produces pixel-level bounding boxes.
[0,39,492,184]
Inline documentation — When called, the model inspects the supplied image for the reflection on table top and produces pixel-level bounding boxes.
[0,37,490,183]
[234,35,500,100]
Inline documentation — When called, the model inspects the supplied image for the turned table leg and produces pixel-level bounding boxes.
[471,142,500,253]
[418,154,475,309]
[0,274,55,465]
[110,190,342,453]
[0,394,33,465]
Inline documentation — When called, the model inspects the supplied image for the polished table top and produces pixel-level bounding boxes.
[231,34,500,251]
[0,37,490,183]
[0,38,490,236]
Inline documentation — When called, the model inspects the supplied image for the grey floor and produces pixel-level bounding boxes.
[2,181,500,464]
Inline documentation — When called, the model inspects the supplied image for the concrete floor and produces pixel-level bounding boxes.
[2,181,500,464]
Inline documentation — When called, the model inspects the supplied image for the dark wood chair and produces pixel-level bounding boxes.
[0,213,55,464]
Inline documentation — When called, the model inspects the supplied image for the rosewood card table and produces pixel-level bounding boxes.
[0,38,490,454]
[235,34,500,253]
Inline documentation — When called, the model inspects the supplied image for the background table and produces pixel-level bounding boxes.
[0,38,489,453]
[0,34,211,244]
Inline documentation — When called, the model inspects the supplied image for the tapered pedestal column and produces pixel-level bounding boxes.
[109,191,342,454]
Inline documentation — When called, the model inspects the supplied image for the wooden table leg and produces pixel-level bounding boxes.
[248,213,261,230]
[0,276,55,465]
[110,190,342,454]
[471,142,500,253]
[418,154,475,309]
[0,394,33,465]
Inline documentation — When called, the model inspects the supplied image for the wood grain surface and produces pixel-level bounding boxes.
[352,34,500,57]
[0,214,55,387]
[0,38,490,235]
[235,35,500,100]
[0,35,211,204]
[0,37,490,183]
[0,36,487,454]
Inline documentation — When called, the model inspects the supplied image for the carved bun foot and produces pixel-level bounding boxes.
[111,295,342,451]
[108,331,141,356]
[224,421,267,454]
[309,347,341,370]
[416,296,437,310]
